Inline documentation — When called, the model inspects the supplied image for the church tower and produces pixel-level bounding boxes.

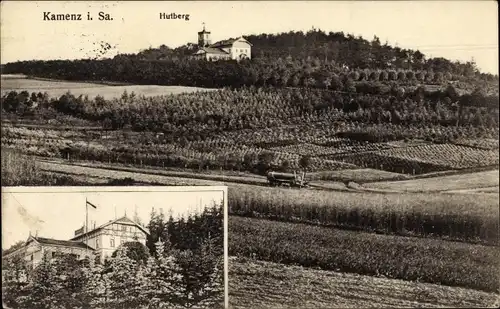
[197,23,211,47]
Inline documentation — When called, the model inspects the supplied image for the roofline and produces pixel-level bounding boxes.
[3,236,93,259]
[193,47,230,55]
[2,238,37,258]
[70,216,150,240]
[210,37,253,48]
[35,239,95,251]
[237,37,253,46]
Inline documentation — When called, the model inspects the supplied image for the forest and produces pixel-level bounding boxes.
[2,30,498,94]
[1,82,498,176]
[2,85,498,137]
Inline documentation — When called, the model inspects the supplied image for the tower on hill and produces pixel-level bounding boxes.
[198,22,211,47]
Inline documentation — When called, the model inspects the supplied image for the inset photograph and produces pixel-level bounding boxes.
[2,186,227,309]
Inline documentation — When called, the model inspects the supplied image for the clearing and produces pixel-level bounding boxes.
[1,75,218,99]
[229,258,499,309]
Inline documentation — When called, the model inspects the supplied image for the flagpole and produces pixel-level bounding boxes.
[85,197,89,256]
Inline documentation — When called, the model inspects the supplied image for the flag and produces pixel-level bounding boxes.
[86,200,98,209]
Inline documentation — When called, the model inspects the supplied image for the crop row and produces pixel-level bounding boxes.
[228,183,499,245]
[4,122,498,175]
[2,131,357,173]
[332,152,449,175]
[453,138,499,150]
[378,144,499,169]
[269,142,393,157]
[331,144,499,174]
[229,216,500,293]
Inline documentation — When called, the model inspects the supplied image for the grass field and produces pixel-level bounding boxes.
[0,149,172,186]
[229,182,499,244]
[307,168,410,183]
[229,258,500,308]
[1,75,217,99]
[4,149,496,244]
[229,216,500,293]
[365,170,499,192]
[8,153,497,244]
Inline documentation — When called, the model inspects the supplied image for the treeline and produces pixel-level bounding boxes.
[2,86,498,135]
[3,57,497,94]
[3,29,498,93]
[134,29,498,81]
[2,204,224,309]
[146,203,223,256]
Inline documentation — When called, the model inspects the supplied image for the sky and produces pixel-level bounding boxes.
[0,1,498,74]
[1,187,225,249]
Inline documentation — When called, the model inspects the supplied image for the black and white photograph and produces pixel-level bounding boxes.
[2,187,226,309]
[1,0,499,308]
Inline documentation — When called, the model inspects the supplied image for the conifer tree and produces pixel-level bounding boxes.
[145,237,184,308]
[22,253,58,309]
[106,246,147,308]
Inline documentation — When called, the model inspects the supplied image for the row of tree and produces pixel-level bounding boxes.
[2,204,224,309]
[2,86,498,135]
[3,57,497,93]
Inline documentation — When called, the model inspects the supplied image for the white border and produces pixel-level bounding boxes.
[2,185,229,308]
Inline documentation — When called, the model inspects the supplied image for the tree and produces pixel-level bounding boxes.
[299,155,311,179]
[174,236,223,308]
[281,159,290,172]
[106,246,148,308]
[20,253,58,309]
[144,239,184,308]
[2,240,25,256]
[111,241,150,264]
[344,78,357,93]
[256,151,275,174]
[2,254,31,308]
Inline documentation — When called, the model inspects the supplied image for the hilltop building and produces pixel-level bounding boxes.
[3,215,149,267]
[192,24,252,61]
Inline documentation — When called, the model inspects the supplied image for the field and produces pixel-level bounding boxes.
[2,71,499,308]
[331,144,499,174]
[229,258,500,309]
[1,75,217,99]
[229,179,499,244]
[364,170,499,192]
[229,216,500,293]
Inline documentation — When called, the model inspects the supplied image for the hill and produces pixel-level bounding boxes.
[2,29,498,95]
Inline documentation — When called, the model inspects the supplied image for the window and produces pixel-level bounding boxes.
[122,225,127,231]
[110,238,115,247]
[30,254,33,261]
[96,239,99,249]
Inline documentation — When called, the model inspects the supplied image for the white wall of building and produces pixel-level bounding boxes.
[231,40,252,60]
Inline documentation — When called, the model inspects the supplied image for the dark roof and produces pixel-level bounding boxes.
[34,237,94,250]
[196,47,229,55]
[210,39,238,48]
[210,37,253,48]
